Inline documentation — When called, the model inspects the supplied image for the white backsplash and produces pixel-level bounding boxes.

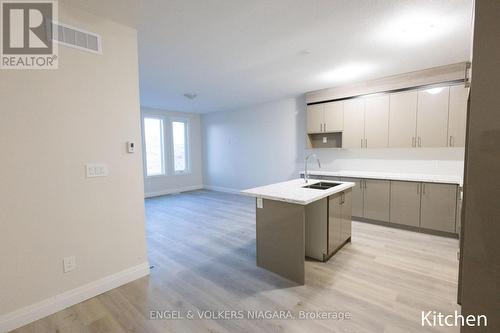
[304,147,465,177]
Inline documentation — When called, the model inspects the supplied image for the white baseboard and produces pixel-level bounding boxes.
[203,185,241,194]
[0,262,150,333]
[144,185,203,198]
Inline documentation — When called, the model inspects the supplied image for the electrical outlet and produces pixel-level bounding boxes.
[323,136,327,143]
[257,197,263,209]
[63,256,76,273]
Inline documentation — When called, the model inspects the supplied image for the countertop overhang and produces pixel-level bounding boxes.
[241,179,355,205]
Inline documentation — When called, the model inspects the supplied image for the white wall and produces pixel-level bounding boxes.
[201,96,465,191]
[141,107,203,197]
[0,4,148,330]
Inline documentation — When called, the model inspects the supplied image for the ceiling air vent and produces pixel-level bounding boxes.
[53,23,102,54]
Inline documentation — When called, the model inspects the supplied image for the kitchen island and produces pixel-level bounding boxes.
[242,179,355,284]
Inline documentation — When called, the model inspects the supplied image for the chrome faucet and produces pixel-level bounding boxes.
[304,153,321,183]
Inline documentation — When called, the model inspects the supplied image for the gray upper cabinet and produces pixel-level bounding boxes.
[390,181,421,227]
[363,179,390,222]
[448,85,469,147]
[306,104,324,134]
[324,101,344,132]
[420,183,457,233]
[389,91,418,148]
[416,87,450,147]
[364,95,389,148]
[341,177,363,217]
[343,99,365,148]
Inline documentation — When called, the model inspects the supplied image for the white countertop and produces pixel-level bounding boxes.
[241,179,355,205]
[300,170,463,186]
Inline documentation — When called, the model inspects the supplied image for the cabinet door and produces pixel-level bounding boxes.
[324,101,344,132]
[390,181,421,227]
[389,91,418,148]
[420,183,457,233]
[341,177,363,217]
[417,87,450,147]
[448,85,469,147]
[328,193,342,254]
[363,179,390,222]
[306,104,324,134]
[342,99,365,148]
[341,190,352,242]
[364,95,389,148]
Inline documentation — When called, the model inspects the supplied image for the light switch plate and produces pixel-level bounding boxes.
[127,142,135,153]
[86,163,108,178]
[257,197,263,209]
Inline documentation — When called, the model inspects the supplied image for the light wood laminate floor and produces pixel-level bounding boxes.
[12,190,460,333]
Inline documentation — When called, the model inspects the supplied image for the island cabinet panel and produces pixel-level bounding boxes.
[364,95,389,148]
[420,183,457,233]
[417,87,450,147]
[390,181,421,227]
[363,179,390,222]
[341,177,363,217]
[324,101,344,132]
[340,190,352,242]
[388,90,418,148]
[342,99,365,148]
[448,85,469,147]
[305,198,327,261]
[306,104,324,134]
[328,193,343,255]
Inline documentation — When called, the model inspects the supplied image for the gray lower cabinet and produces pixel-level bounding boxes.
[363,179,390,222]
[420,183,457,233]
[390,181,421,227]
[328,192,343,254]
[341,177,363,217]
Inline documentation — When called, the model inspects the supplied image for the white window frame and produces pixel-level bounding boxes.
[170,117,191,175]
[141,111,191,178]
[142,116,166,178]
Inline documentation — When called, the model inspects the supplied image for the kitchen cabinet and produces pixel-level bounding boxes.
[343,98,365,148]
[306,101,343,134]
[389,91,418,148]
[328,192,343,254]
[324,101,344,132]
[417,87,450,147]
[340,190,352,242]
[306,104,324,134]
[420,183,457,233]
[364,95,389,148]
[448,85,469,147]
[390,181,421,227]
[341,177,363,217]
[363,179,390,222]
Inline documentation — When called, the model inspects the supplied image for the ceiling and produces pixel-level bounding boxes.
[69,0,474,113]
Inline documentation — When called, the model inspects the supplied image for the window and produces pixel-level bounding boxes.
[143,117,165,176]
[172,120,188,173]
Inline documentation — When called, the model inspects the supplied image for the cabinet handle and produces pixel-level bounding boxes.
[364,180,367,189]
[324,123,326,132]
[422,184,426,195]
[418,137,422,147]
[449,136,454,147]
[361,138,363,148]
[417,183,420,195]
[412,137,415,148]
[365,138,367,148]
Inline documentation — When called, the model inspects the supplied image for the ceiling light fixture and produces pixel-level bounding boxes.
[183,93,197,100]
[318,63,374,83]
[377,11,454,45]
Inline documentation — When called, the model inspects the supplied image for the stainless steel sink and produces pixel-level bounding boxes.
[302,182,341,190]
